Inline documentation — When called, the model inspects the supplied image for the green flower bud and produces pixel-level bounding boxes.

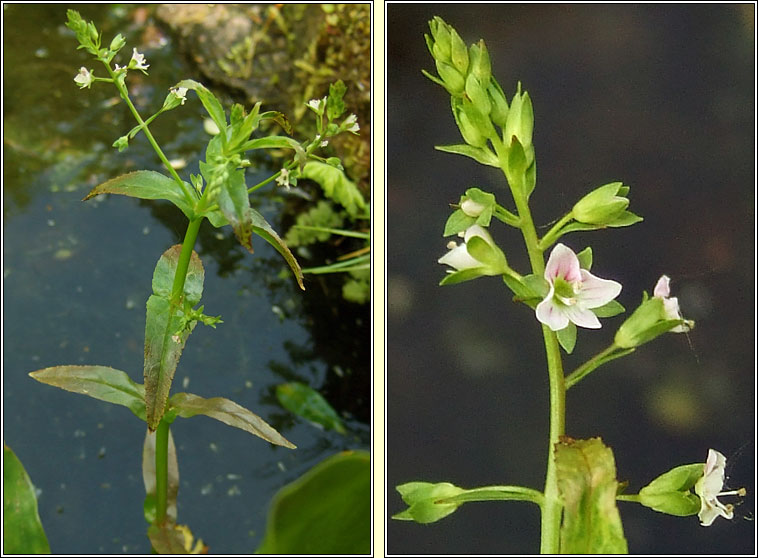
[460,100,496,142]
[449,27,470,76]
[572,182,630,225]
[435,60,465,96]
[468,40,492,83]
[465,73,491,116]
[638,463,703,517]
[503,84,534,150]
[428,17,452,62]
[614,296,676,349]
[487,79,509,128]
[456,107,487,148]
[109,33,126,52]
[394,482,464,524]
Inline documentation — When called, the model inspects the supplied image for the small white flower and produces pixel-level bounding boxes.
[171,86,188,105]
[307,97,326,114]
[460,198,486,218]
[536,243,622,331]
[276,168,290,189]
[128,48,149,71]
[653,275,692,332]
[320,139,329,147]
[74,67,94,89]
[342,113,360,133]
[438,224,505,275]
[694,449,745,527]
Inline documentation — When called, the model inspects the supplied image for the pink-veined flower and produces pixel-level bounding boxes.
[653,275,692,332]
[536,243,622,331]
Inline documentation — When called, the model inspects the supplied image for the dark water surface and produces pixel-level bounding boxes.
[387,4,754,555]
[3,4,368,554]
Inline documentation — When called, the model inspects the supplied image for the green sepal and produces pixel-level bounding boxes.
[593,300,625,318]
[440,267,488,286]
[576,246,593,270]
[435,143,499,167]
[393,482,465,524]
[556,323,577,354]
[638,463,703,517]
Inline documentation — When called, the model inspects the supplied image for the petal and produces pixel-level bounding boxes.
[654,275,671,298]
[536,294,569,331]
[463,224,494,245]
[438,243,479,271]
[545,243,581,283]
[578,269,622,308]
[563,305,602,329]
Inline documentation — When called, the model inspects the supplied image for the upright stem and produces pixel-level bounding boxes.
[154,419,170,524]
[497,140,566,554]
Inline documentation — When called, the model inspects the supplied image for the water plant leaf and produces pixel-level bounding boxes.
[174,78,227,133]
[3,444,51,554]
[555,437,628,554]
[256,450,370,554]
[29,365,146,421]
[215,166,254,253]
[169,392,296,449]
[142,428,179,523]
[300,161,368,218]
[143,246,204,431]
[250,208,305,290]
[275,382,346,434]
[83,170,196,221]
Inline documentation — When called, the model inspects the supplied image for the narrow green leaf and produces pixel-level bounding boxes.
[83,170,196,220]
[174,78,227,132]
[250,208,305,290]
[275,382,346,434]
[143,246,204,431]
[555,437,628,554]
[256,450,370,554]
[236,135,302,154]
[435,143,500,167]
[29,365,145,421]
[142,428,179,523]
[3,445,51,554]
[169,392,296,449]
[301,161,368,218]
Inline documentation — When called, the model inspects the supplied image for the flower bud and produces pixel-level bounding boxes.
[468,41,491,83]
[109,33,126,52]
[503,85,534,150]
[452,99,487,148]
[428,17,452,62]
[448,27,470,76]
[572,182,630,225]
[487,79,509,128]
[465,73,491,116]
[435,60,465,96]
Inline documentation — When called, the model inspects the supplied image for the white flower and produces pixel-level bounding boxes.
[342,113,360,133]
[74,67,94,89]
[171,86,188,105]
[128,48,149,71]
[307,97,326,114]
[694,449,744,526]
[653,275,692,332]
[438,224,505,275]
[460,198,486,217]
[536,243,622,331]
[276,168,290,189]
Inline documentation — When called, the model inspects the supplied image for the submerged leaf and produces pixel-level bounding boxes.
[29,365,145,421]
[276,382,346,434]
[555,437,628,554]
[256,450,370,554]
[169,392,296,449]
[3,444,51,554]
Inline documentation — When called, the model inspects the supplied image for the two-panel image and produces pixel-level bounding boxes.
[2,2,755,556]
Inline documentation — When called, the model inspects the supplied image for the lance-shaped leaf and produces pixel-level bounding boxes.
[169,392,296,449]
[142,428,179,523]
[555,437,628,554]
[215,166,254,253]
[3,444,51,554]
[83,170,196,221]
[275,382,346,434]
[29,365,146,421]
[144,246,204,431]
[250,207,305,290]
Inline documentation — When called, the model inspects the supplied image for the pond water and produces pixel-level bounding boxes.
[387,4,754,555]
[3,4,369,554]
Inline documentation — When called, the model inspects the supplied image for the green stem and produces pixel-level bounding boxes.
[538,212,574,251]
[616,494,641,503]
[565,344,631,390]
[154,419,170,524]
[170,217,203,303]
[493,134,565,554]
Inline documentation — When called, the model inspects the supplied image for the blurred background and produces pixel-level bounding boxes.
[387,4,754,555]
[3,3,369,553]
